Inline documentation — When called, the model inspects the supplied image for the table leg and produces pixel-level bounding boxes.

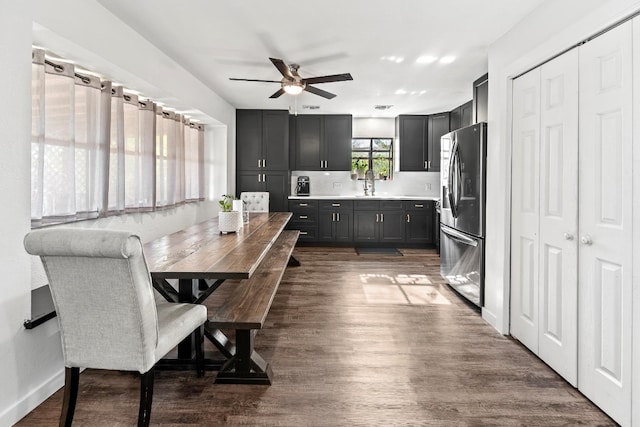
[177,278,197,359]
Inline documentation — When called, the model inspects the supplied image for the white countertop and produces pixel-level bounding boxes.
[289,195,439,201]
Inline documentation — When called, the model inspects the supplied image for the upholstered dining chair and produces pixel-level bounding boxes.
[240,191,270,212]
[24,228,207,427]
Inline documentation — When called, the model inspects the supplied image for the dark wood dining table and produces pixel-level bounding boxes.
[143,211,293,368]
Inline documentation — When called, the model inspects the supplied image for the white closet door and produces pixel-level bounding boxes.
[578,20,633,426]
[510,68,541,352]
[538,49,579,386]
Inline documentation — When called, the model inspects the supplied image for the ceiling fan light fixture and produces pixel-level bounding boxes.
[283,81,305,95]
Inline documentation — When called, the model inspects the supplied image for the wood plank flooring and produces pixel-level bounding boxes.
[16,247,616,426]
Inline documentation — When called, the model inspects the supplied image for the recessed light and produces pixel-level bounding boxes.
[395,89,407,95]
[440,56,456,64]
[416,55,438,64]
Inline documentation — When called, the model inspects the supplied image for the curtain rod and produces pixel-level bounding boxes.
[44,58,91,85]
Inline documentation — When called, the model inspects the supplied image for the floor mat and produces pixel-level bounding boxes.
[355,247,403,256]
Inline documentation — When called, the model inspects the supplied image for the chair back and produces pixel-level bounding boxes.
[24,228,159,373]
[240,192,269,212]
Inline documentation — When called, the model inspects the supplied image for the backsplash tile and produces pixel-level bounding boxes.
[291,171,440,198]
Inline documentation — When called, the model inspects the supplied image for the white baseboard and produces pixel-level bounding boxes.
[482,307,508,335]
[0,368,64,426]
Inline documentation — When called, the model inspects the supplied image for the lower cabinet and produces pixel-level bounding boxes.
[318,200,353,242]
[353,200,404,243]
[287,198,436,246]
[287,199,318,241]
[404,201,435,244]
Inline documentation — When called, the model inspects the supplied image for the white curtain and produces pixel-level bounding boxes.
[31,48,205,225]
[31,49,76,223]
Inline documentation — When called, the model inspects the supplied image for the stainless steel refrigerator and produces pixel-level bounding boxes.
[440,123,487,307]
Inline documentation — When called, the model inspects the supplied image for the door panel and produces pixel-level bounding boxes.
[578,21,632,426]
[262,110,289,171]
[538,48,579,386]
[510,68,541,353]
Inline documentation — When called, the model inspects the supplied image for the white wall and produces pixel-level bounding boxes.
[484,0,640,333]
[0,1,235,425]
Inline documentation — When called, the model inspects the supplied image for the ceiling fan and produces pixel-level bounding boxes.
[229,57,353,99]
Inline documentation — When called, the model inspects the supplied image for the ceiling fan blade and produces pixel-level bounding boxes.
[229,78,282,83]
[269,58,294,80]
[304,85,336,99]
[302,73,353,85]
[269,88,285,99]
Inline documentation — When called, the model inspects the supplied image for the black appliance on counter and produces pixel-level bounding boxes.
[440,123,487,307]
[296,176,310,196]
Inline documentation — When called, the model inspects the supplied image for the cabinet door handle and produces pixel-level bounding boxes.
[427,160,431,168]
[300,231,308,235]
[332,203,340,207]
[381,213,384,222]
[376,213,379,222]
[337,213,340,222]
[406,214,410,223]
[262,174,266,182]
[321,160,324,168]
[424,160,428,169]
[299,215,308,219]
[263,159,266,168]
[415,204,424,208]
[299,203,308,207]
[258,159,262,168]
[332,213,336,221]
[257,174,261,183]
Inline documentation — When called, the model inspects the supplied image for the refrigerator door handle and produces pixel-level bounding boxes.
[441,225,478,247]
[448,139,459,218]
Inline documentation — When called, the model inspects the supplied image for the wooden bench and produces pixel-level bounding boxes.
[205,230,299,384]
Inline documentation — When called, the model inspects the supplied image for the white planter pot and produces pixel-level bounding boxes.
[218,211,241,233]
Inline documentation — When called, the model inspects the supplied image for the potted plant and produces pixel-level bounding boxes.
[218,194,241,233]
[352,159,368,179]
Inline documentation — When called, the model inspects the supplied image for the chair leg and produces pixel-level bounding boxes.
[60,367,79,427]
[195,325,204,378]
[138,368,155,427]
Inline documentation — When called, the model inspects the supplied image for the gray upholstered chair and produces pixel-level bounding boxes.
[240,191,270,212]
[24,228,207,427]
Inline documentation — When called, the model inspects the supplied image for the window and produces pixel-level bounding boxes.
[351,138,393,179]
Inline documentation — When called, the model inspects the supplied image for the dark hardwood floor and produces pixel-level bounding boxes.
[17,247,616,426]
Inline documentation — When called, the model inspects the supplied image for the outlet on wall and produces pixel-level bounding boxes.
[425,183,432,191]
[333,182,342,189]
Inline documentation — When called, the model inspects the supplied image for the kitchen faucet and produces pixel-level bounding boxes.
[364,169,375,196]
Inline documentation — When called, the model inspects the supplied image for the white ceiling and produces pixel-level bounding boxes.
[97,0,546,118]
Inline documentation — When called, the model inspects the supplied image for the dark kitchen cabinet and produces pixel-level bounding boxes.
[292,114,352,171]
[287,199,319,242]
[237,171,289,212]
[236,110,289,212]
[450,100,472,131]
[473,73,488,124]
[318,200,353,242]
[396,115,427,171]
[353,200,404,243]
[396,114,448,172]
[404,200,434,244]
[427,113,449,172]
[236,110,289,171]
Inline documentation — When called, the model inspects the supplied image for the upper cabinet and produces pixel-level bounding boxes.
[450,100,473,131]
[473,73,488,124]
[427,113,449,172]
[236,109,289,172]
[291,114,352,171]
[396,113,449,172]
